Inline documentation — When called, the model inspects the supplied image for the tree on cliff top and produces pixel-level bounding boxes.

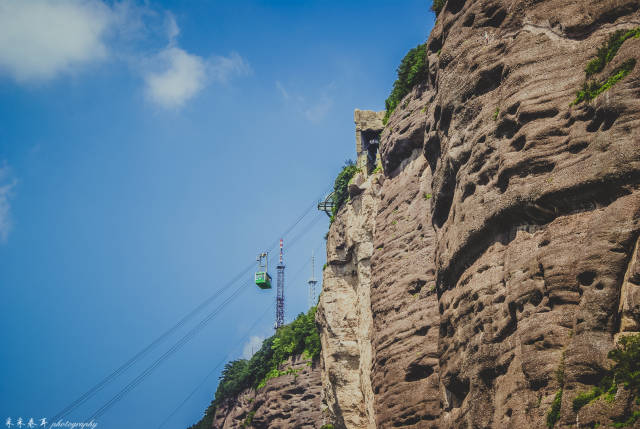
[383,43,428,124]
[188,307,321,429]
[431,0,445,15]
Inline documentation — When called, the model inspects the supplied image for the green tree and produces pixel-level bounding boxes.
[331,160,359,219]
[383,43,428,124]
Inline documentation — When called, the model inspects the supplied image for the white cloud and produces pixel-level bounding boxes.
[145,47,207,109]
[144,14,250,109]
[242,335,264,359]
[0,2,250,108]
[0,162,16,244]
[0,0,114,82]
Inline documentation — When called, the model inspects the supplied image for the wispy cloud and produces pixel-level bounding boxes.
[144,15,250,109]
[0,2,250,108]
[165,12,180,43]
[145,47,207,109]
[242,335,264,359]
[0,162,17,244]
[0,0,113,82]
[209,52,251,84]
[276,81,335,122]
[275,81,290,100]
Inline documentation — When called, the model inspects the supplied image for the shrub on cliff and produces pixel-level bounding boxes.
[188,307,322,428]
[571,26,639,105]
[331,160,359,220]
[585,28,640,77]
[571,333,640,425]
[383,43,428,124]
[431,0,445,15]
[609,333,640,395]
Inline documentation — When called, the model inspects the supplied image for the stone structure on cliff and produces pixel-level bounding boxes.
[317,0,640,428]
[354,109,385,175]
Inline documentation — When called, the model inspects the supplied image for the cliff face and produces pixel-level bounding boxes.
[318,0,640,428]
[211,356,322,429]
[316,172,379,429]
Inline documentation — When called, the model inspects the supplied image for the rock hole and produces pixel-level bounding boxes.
[568,141,589,154]
[479,4,507,27]
[446,0,466,14]
[445,374,470,408]
[510,135,526,151]
[462,12,475,26]
[495,117,520,139]
[405,362,434,382]
[440,105,454,135]
[424,133,441,172]
[507,101,520,115]
[461,182,476,201]
[428,37,442,54]
[587,107,620,132]
[530,290,543,306]
[433,164,455,228]
[577,271,596,286]
[518,107,559,125]
[476,64,504,96]
[415,325,430,336]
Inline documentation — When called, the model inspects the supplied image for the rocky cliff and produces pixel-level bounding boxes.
[211,355,323,428]
[317,0,640,428]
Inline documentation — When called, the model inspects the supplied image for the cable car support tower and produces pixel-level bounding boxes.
[308,251,318,309]
[276,239,285,329]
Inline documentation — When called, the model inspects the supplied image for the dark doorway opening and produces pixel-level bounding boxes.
[362,130,380,174]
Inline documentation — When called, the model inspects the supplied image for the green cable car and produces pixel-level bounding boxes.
[255,252,272,289]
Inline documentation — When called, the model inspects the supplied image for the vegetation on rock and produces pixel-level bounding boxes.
[572,27,639,105]
[547,389,563,428]
[571,334,640,427]
[330,160,359,222]
[187,307,321,429]
[383,43,428,124]
[585,28,640,77]
[431,0,445,15]
[573,59,636,105]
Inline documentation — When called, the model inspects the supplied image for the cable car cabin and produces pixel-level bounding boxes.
[255,271,272,289]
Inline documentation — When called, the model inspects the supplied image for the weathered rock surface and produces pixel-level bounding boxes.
[318,0,640,428]
[208,1,640,427]
[317,171,380,429]
[211,356,322,429]
[369,151,441,428]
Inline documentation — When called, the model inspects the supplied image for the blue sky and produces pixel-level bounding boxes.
[0,1,433,428]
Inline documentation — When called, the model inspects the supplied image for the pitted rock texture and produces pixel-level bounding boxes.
[320,0,640,428]
[211,356,322,429]
[378,0,640,427]
[316,172,380,429]
[369,151,441,428]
